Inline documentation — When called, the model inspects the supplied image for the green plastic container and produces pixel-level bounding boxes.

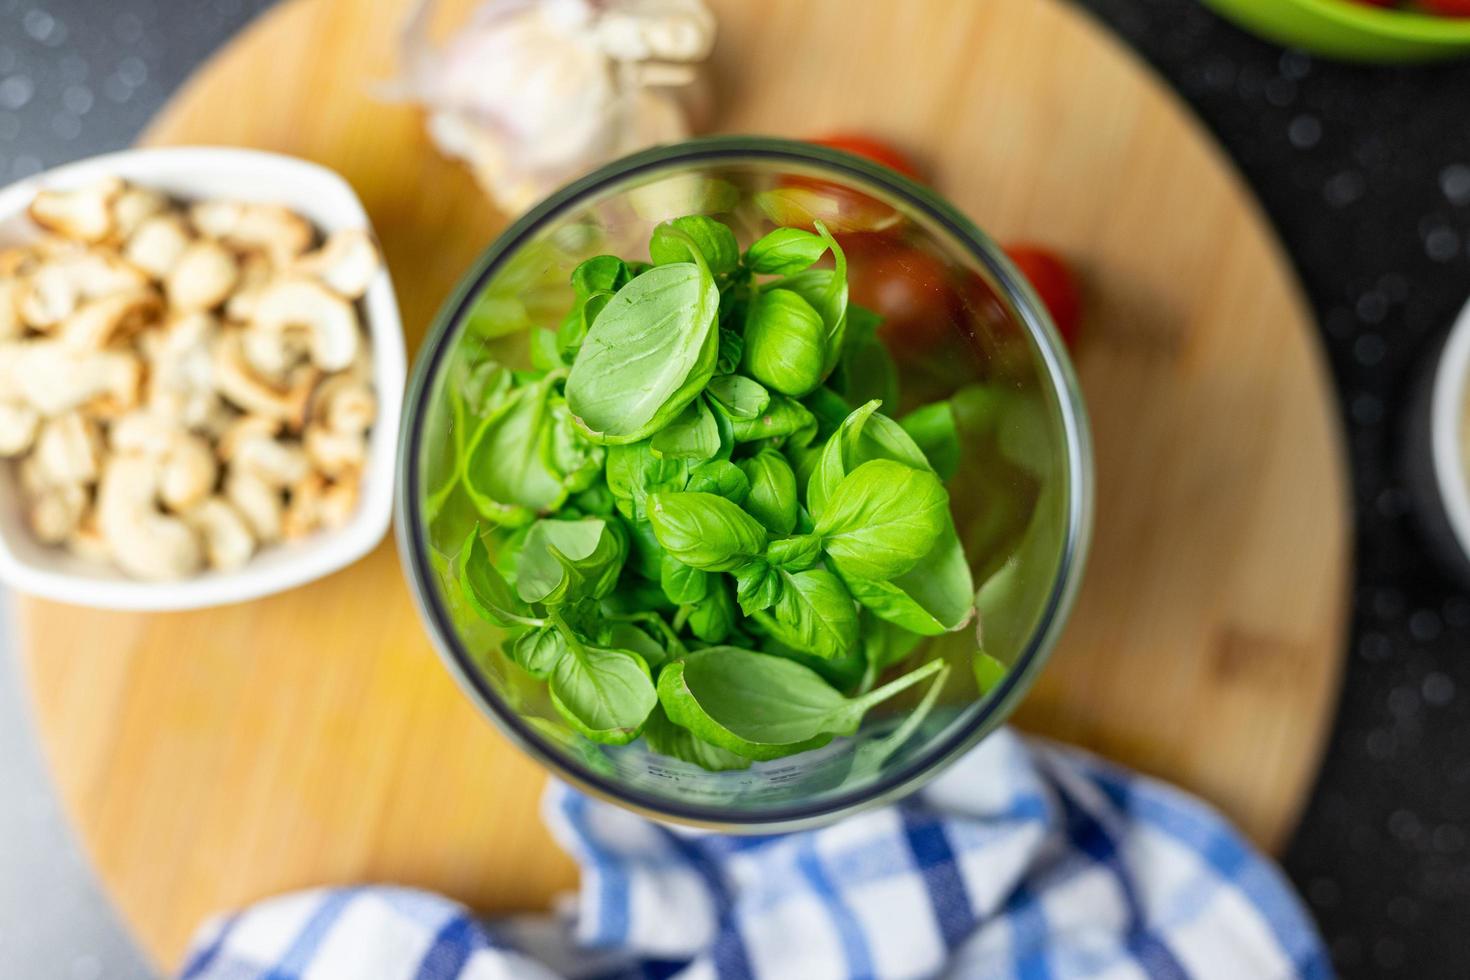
[1205,0,1470,62]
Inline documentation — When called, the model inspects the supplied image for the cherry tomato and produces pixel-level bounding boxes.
[1003,245,1081,346]
[808,134,925,181]
[1421,0,1470,15]
[839,232,959,355]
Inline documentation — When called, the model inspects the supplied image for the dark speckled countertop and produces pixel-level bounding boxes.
[0,1,1467,977]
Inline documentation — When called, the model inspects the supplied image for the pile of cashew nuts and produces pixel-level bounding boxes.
[0,177,379,580]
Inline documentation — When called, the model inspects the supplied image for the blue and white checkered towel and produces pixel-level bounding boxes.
[177,730,1330,980]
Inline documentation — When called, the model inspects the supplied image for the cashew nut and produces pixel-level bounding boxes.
[220,422,310,487]
[166,239,239,312]
[304,424,365,478]
[189,200,313,264]
[111,186,169,240]
[18,249,151,329]
[241,326,310,386]
[33,412,103,485]
[293,230,379,300]
[110,412,219,512]
[97,454,203,580]
[319,471,360,529]
[0,340,143,417]
[224,251,273,322]
[139,311,221,431]
[125,213,192,280]
[28,177,122,242]
[28,481,88,544]
[184,497,255,571]
[0,278,23,340]
[66,511,109,563]
[212,328,318,428]
[250,276,360,372]
[310,375,376,435]
[59,288,162,349]
[0,402,39,455]
[225,468,283,543]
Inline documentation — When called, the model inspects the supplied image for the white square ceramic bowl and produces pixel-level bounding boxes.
[0,146,405,610]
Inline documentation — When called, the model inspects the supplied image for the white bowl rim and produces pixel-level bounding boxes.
[1432,296,1470,567]
[0,146,405,611]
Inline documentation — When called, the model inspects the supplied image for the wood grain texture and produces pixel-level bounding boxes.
[18,0,1350,967]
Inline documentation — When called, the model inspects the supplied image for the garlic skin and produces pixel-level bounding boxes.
[393,0,716,214]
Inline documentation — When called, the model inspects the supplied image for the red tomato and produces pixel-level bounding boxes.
[1003,245,1081,346]
[839,232,960,355]
[1421,0,1470,15]
[808,135,925,181]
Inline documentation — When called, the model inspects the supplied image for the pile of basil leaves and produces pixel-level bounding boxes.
[457,216,985,771]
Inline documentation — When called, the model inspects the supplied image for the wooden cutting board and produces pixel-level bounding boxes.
[17,0,1351,967]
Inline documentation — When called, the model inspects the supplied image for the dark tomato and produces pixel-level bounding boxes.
[839,232,960,355]
[1003,245,1081,347]
[1421,0,1470,15]
[808,134,925,181]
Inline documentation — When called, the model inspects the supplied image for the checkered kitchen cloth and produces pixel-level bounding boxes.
[177,729,1331,980]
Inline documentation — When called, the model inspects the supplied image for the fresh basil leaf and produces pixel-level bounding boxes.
[765,533,822,571]
[730,394,816,443]
[803,385,853,437]
[641,704,751,771]
[516,518,625,604]
[557,291,612,361]
[849,663,951,774]
[659,552,710,605]
[734,559,783,614]
[603,622,669,672]
[650,216,739,276]
[549,642,656,745]
[745,226,829,276]
[767,568,858,660]
[623,520,664,581]
[974,651,1007,694]
[648,491,767,572]
[835,305,899,413]
[900,402,961,481]
[657,647,943,760]
[530,327,565,371]
[569,481,617,518]
[459,528,535,626]
[650,396,721,461]
[738,448,798,535]
[814,459,948,581]
[715,327,745,375]
[752,622,866,693]
[687,582,736,643]
[807,399,932,519]
[566,263,720,443]
[775,225,848,377]
[545,398,605,492]
[513,626,567,679]
[572,255,632,297]
[605,441,689,521]
[742,287,827,397]
[705,375,770,420]
[464,375,580,525]
[857,609,925,692]
[843,518,975,634]
[686,459,750,504]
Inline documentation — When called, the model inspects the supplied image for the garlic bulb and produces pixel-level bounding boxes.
[393,0,716,214]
